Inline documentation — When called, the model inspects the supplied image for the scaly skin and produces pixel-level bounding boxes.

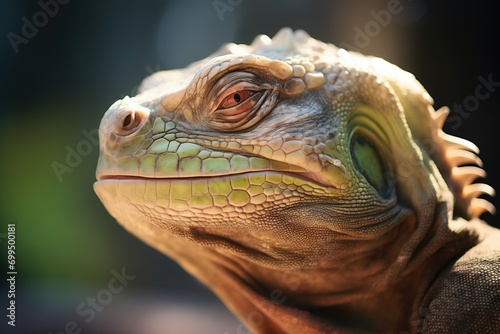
[94,29,500,333]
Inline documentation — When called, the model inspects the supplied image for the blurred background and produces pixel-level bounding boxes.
[1,0,499,333]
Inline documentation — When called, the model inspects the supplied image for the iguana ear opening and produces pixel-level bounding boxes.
[350,133,392,199]
[347,103,396,200]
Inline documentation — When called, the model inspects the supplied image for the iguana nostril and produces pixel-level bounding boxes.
[120,111,143,134]
[123,113,133,129]
[99,97,151,139]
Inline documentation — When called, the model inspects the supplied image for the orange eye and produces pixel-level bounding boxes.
[218,90,255,109]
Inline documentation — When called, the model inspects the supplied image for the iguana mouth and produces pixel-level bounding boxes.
[94,169,334,220]
[96,170,331,188]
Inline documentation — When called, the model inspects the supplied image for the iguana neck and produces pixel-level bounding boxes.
[113,185,479,333]
[196,203,479,333]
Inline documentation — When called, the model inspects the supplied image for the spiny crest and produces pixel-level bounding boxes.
[379,59,496,219]
[432,108,496,218]
[344,49,495,219]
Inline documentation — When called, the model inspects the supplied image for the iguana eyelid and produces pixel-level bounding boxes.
[207,69,277,101]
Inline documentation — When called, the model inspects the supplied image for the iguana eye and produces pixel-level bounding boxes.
[207,72,279,132]
[218,90,255,109]
[209,85,268,131]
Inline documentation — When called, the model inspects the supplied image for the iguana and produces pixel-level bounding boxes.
[94,28,500,333]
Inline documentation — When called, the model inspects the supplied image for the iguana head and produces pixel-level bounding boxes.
[94,28,494,332]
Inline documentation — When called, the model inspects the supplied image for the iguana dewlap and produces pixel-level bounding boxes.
[94,28,500,333]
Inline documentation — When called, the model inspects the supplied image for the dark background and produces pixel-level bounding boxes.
[1,1,499,333]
